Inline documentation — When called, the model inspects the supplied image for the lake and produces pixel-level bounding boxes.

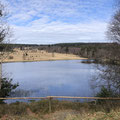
[3,60,97,100]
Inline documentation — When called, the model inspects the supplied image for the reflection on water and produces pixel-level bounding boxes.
[3,60,96,99]
[10,89,31,97]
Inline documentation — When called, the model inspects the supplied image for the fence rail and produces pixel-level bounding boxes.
[1,96,120,113]
[0,96,120,100]
[0,97,46,100]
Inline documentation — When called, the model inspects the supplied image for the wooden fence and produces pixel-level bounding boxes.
[1,96,120,113]
[1,96,120,100]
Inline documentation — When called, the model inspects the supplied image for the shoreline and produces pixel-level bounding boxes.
[3,57,87,63]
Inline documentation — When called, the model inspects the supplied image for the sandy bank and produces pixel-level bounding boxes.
[2,48,87,63]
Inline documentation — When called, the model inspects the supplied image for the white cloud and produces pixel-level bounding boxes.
[1,0,113,44]
[2,0,113,23]
[11,20,108,44]
[8,13,32,23]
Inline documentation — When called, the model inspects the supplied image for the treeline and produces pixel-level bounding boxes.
[37,43,120,64]
[2,42,120,64]
[40,43,111,58]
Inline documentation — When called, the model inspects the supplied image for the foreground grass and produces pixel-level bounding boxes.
[0,99,120,120]
[64,110,120,120]
[1,110,120,120]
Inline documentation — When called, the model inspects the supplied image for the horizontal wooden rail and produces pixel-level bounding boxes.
[0,97,47,100]
[48,96,120,100]
[0,96,120,100]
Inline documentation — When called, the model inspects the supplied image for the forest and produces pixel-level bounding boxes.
[5,42,119,64]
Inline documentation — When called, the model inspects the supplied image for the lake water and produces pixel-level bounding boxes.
[3,60,97,99]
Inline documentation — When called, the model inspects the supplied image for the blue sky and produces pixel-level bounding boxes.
[2,0,115,44]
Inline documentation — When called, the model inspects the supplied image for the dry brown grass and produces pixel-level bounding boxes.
[1,109,120,120]
[2,48,86,63]
[0,100,120,120]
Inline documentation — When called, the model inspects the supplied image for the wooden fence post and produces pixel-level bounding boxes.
[95,100,97,105]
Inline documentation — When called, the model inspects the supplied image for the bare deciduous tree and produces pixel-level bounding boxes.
[107,0,120,44]
[0,2,11,89]
[0,3,10,43]
[91,64,120,97]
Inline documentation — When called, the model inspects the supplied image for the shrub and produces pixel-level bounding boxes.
[96,86,113,98]
[9,56,13,59]
[0,78,19,103]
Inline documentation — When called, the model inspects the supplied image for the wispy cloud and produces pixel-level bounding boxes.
[11,21,107,44]
[1,0,114,44]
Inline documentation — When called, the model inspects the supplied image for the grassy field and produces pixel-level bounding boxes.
[2,48,86,63]
[0,99,120,120]
[2,110,120,120]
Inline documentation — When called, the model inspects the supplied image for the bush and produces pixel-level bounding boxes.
[9,56,13,59]
[95,86,116,113]
[0,78,19,103]
[96,86,114,98]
